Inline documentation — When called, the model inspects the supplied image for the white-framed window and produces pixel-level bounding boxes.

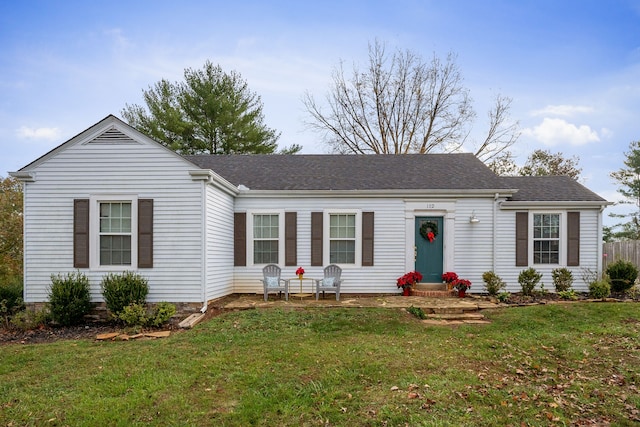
[249,211,284,265]
[99,202,132,265]
[324,210,361,265]
[90,195,138,269]
[532,213,560,264]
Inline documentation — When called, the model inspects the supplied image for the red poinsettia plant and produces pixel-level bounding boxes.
[295,267,305,276]
[451,278,472,291]
[397,271,423,289]
[441,272,458,283]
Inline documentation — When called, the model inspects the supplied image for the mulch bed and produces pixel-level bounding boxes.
[0,306,229,346]
[499,291,636,305]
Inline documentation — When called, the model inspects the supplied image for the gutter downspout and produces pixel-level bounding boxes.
[597,204,605,280]
[200,178,209,313]
[493,193,499,271]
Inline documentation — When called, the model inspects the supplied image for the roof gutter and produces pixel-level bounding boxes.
[500,200,612,210]
[9,171,35,182]
[189,170,239,197]
[235,188,517,199]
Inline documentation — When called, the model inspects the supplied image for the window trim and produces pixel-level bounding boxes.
[529,211,564,266]
[247,210,285,266]
[90,195,138,270]
[323,210,362,266]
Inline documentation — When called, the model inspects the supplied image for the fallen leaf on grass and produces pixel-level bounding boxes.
[421,399,436,410]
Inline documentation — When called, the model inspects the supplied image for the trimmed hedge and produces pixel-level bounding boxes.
[49,271,92,326]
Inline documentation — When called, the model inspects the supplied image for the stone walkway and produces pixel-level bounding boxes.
[211,294,505,326]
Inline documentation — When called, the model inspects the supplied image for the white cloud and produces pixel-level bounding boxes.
[104,28,132,51]
[531,105,594,117]
[522,118,600,146]
[16,126,61,141]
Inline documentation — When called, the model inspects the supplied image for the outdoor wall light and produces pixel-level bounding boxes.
[469,210,480,224]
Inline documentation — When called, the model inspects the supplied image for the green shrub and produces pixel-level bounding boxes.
[558,289,578,300]
[49,271,92,326]
[116,301,176,327]
[101,271,149,317]
[0,280,24,327]
[10,308,51,330]
[117,303,148,327]
[497,292,510,303]
[589,279,610,299]
[551,268,574,292]
[482,271,506,296]
[518,268,542,296]
[606,260,638,293]
[150,302,176,327]
[406,305,426,319]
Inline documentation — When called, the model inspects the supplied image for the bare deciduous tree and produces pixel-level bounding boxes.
[304,41,519,161]
[474,94,520,163]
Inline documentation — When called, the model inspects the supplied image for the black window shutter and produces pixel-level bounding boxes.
[567,211,580,266]
[311,212,323,266]
[362,212,374,266]
[285,212,297,266]
[515,211,528,267]
[234,213,247,266]
[73,199,90,268]
[138,199,154,268]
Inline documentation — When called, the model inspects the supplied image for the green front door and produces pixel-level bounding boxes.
[415,217,444,283]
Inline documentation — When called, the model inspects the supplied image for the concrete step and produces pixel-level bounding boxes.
[426,312,485,321]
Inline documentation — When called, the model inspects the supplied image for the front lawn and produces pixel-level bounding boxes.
[1,303,639,426]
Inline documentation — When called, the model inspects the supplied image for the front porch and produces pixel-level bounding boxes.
[177,292,505,328]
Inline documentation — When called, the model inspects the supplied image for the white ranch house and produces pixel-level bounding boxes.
[11,115,609,312]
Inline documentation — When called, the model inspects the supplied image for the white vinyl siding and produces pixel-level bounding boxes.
[18,117,606,302]
[449,199,495,287]
[232,199,403,294]
[495,208,601,292]
[20,124,206,303]
[204,184,235,303]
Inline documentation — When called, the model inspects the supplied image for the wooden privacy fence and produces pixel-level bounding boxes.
[602,241,640,270]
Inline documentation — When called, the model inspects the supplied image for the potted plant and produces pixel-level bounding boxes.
[295,267,305,279]
[451,278,471,297]
[397,271,423,296]
[441,272,458,290]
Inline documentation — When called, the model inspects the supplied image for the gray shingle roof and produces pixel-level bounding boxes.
[183,153,607,203]
[501,176,607,202]
[184,153,507,191]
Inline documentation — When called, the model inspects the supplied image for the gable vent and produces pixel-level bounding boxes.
[89,128,138,145]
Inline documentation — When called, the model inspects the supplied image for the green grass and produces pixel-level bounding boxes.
[1,303,639,426]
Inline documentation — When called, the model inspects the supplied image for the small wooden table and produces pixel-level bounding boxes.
[288,277,315,298]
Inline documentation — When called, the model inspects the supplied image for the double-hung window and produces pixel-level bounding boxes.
[88,195,139,270]
[99,202,132,266]
[328,213,357,264]
[253,214,279,264]
[532,213,560,264]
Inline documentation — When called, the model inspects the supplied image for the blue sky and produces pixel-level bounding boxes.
[1,0,639,226]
